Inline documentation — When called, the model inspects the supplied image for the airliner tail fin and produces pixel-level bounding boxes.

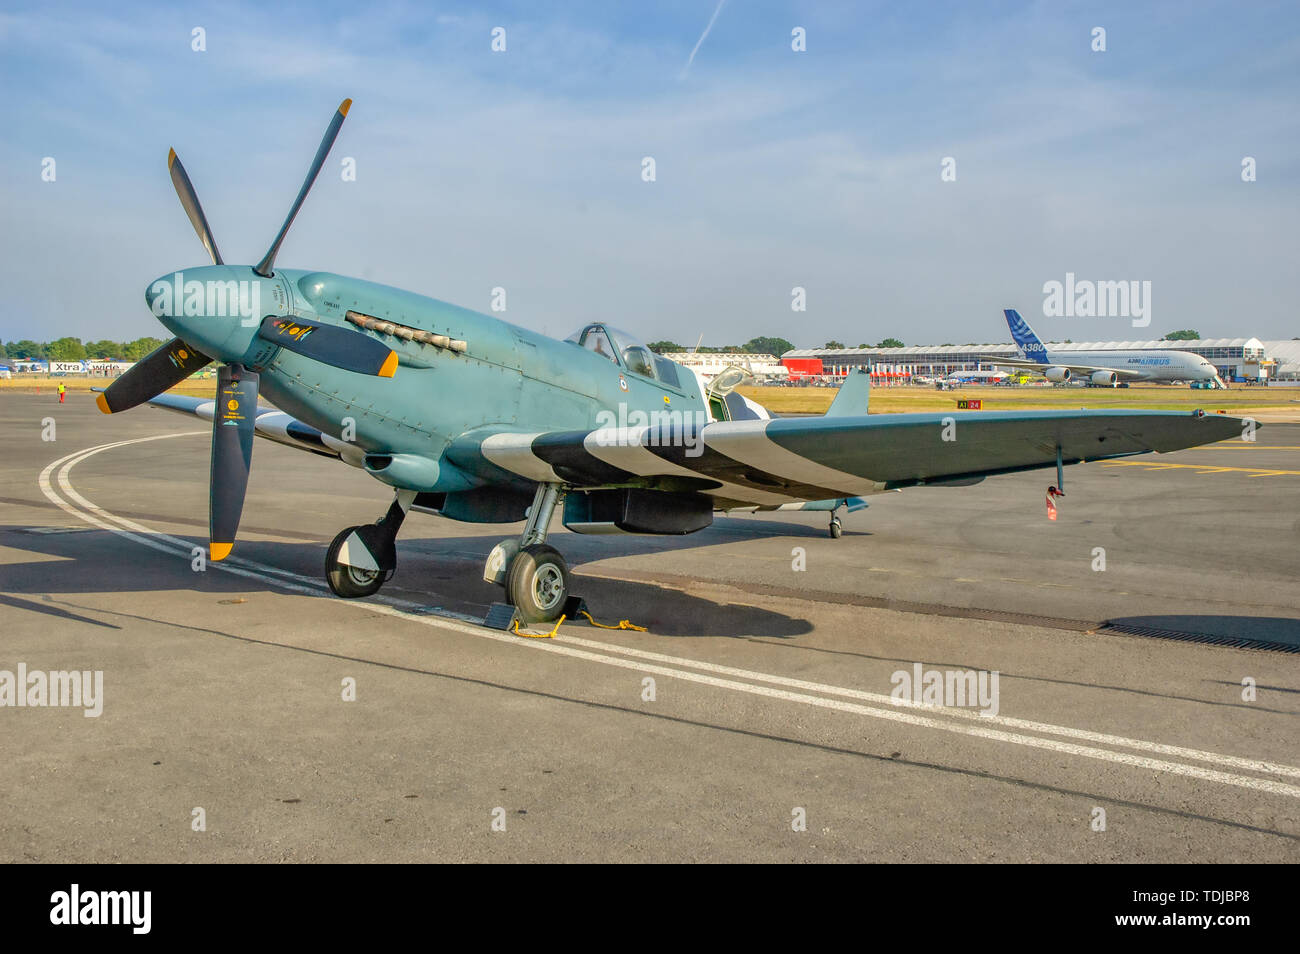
[1004,309,1049,363]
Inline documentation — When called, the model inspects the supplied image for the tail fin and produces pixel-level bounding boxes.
[826,367,869,417]
[1004,309,1049,363]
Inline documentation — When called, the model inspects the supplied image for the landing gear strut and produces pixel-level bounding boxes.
[828,498,844,538]
[486,482,571,623]
[325,489,416,598]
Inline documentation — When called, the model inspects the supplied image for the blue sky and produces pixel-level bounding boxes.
[2,1,1297,347]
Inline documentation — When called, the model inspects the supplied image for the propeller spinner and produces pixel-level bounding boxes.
[99,98,392,563]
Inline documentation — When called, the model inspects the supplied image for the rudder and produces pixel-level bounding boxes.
[1004,309,1049,363]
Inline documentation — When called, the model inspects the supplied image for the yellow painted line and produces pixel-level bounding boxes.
[1102,460,1300,477]
[1205,444,1300,450]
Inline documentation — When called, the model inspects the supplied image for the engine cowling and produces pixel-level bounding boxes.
[1044,367,1071,383]
[1090,369,1117,386]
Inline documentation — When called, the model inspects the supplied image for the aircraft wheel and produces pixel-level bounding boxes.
[829,517,843,539]
[508,544,569,623]
[326,526,385,598]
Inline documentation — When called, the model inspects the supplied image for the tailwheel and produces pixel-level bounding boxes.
[326,525,386,598]
[507,543,570,623]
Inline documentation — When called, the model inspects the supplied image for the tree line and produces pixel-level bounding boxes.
[3,329,1211,364]
[1,337,166,362]
[646,336,909,356]
[647,331,1209,356]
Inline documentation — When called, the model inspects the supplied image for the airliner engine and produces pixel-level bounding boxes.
[1045,367,1071,383]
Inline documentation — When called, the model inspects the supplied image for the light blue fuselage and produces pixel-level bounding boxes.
[149,265,710,492]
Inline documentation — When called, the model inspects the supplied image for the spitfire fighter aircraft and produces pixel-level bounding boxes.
[98,100,1248,622]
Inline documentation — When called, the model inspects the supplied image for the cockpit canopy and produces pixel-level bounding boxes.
[565,323,680,388]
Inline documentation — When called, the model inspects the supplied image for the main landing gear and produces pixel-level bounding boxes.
[322,483,574,623]
[484,482,571,624]
[325,489,416,598]
[828,498,844,539]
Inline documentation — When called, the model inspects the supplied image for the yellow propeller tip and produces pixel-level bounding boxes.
[210,542,233,562]
[95,393,112,415]
[339,98,352,116]
[167,147,176,167]
[378,350,398,378]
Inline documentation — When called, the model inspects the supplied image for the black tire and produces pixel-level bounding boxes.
[502,545,523,596]
[829,518,842,539]
[326,525,385,598]
[507,544,569,623]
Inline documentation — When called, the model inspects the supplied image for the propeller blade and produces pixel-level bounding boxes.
[254,98,352,277]
[168,149,223,265]
[258,315,397,377]
[97,337,212,414]
[209,364,259,561]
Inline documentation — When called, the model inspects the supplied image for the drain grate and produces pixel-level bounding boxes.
[1096,621,1300,654]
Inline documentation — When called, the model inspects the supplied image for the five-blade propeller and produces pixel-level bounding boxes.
[100,98,381,563]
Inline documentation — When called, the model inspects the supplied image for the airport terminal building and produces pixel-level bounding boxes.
[783,337,1292,383]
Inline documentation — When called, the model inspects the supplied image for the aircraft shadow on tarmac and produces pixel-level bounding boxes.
[6,521,1297,645]
[0,525,814,639]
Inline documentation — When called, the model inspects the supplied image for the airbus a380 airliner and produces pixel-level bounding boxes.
[990,310,1225,388]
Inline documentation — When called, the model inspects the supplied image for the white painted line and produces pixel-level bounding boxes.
[37,436,1300,800]
[551,633,1300,779]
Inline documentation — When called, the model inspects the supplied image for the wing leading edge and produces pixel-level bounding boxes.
[144,392,363,465]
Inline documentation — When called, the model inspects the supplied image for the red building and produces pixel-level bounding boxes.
[782,357,823,381]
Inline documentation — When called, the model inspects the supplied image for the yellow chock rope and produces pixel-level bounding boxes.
[579,610,647,632]
[511,614,565,638]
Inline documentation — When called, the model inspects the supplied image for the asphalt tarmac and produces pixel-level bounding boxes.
[2,393,1297,862]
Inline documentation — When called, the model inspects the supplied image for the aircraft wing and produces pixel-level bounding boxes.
[142,393,872,515]
[144,395,1245,508]
[983,356,1146,380]
[449,410,1245,508]
[144,393,364,465]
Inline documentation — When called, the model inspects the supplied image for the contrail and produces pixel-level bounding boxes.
[680,0,727,78]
